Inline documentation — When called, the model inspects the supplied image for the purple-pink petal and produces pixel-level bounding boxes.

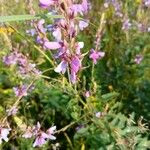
[79,20,89,31]
[0,127,11,143]
[89,49,105,64]
[54,61,68,74]
[52,28,62,41]
[22,127,33,139]
[70,71,77,84]
[33,136,47,147]
[39,0,55,8]
[81,0,89,14]
[134,55,143,64]
[70,56,81,73]
[6,106,18,116]
[44,41,61,50]
[13,85,27,97]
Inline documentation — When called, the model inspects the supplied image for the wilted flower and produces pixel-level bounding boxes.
[104,2,109,8]
[89,49,105,64]
[137,23,147,32]
[22,126,33,138]
[95,112,102,118]
[0,127,11,144]
[6,106,18,116]
[75,125,85,132]
[95,112,106,118]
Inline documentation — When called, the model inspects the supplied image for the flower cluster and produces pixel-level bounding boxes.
[35,0,90,83]
[22,122,56,147]
[104,0,123,17]
[122,19,131,31]
[89,49,105,64]
[3,50,41,76]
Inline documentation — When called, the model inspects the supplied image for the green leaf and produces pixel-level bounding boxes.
[0,15,40,23]
[101,92,119,101]
[13,116,23,126]
[0,14,62,23]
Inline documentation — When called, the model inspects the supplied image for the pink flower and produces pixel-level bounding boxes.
[33,132,48,147]
[37,19,46,33]
[85,91,90,98]
[122,19,131,30]
[0,127,11,144]
[39,0,56,8]
[70,56,81,74]
[22,122,56,147]
[3,51,41,76]
[46,126,56,140]
[145,0,150,7]
[71,0,90,16]
[89,49,105,64]
[79,20,89,31]
[75,42,84,55]
[134,55,143,64]
[95,112,102,118]
[6,106,18,116]
[44,41,61,50]
[52,28,62,41]
[81,0,89,14]
[71,4,84,16]
[32,124,56,147]
[26,29,36,36]
[70,71,77,84]
[22,126,33,138]
[54,60,68,74]
[3,52,18,65]
[13,85,28,97]
[70,56,81,83]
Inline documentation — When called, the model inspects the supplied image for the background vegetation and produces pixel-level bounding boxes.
[0,0,150,149]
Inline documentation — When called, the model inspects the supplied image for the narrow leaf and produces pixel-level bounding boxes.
[0,14,62,23]
[101,92,119,101]
[0,15,40,23]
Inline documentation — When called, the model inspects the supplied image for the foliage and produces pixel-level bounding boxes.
[0,0,150,149]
